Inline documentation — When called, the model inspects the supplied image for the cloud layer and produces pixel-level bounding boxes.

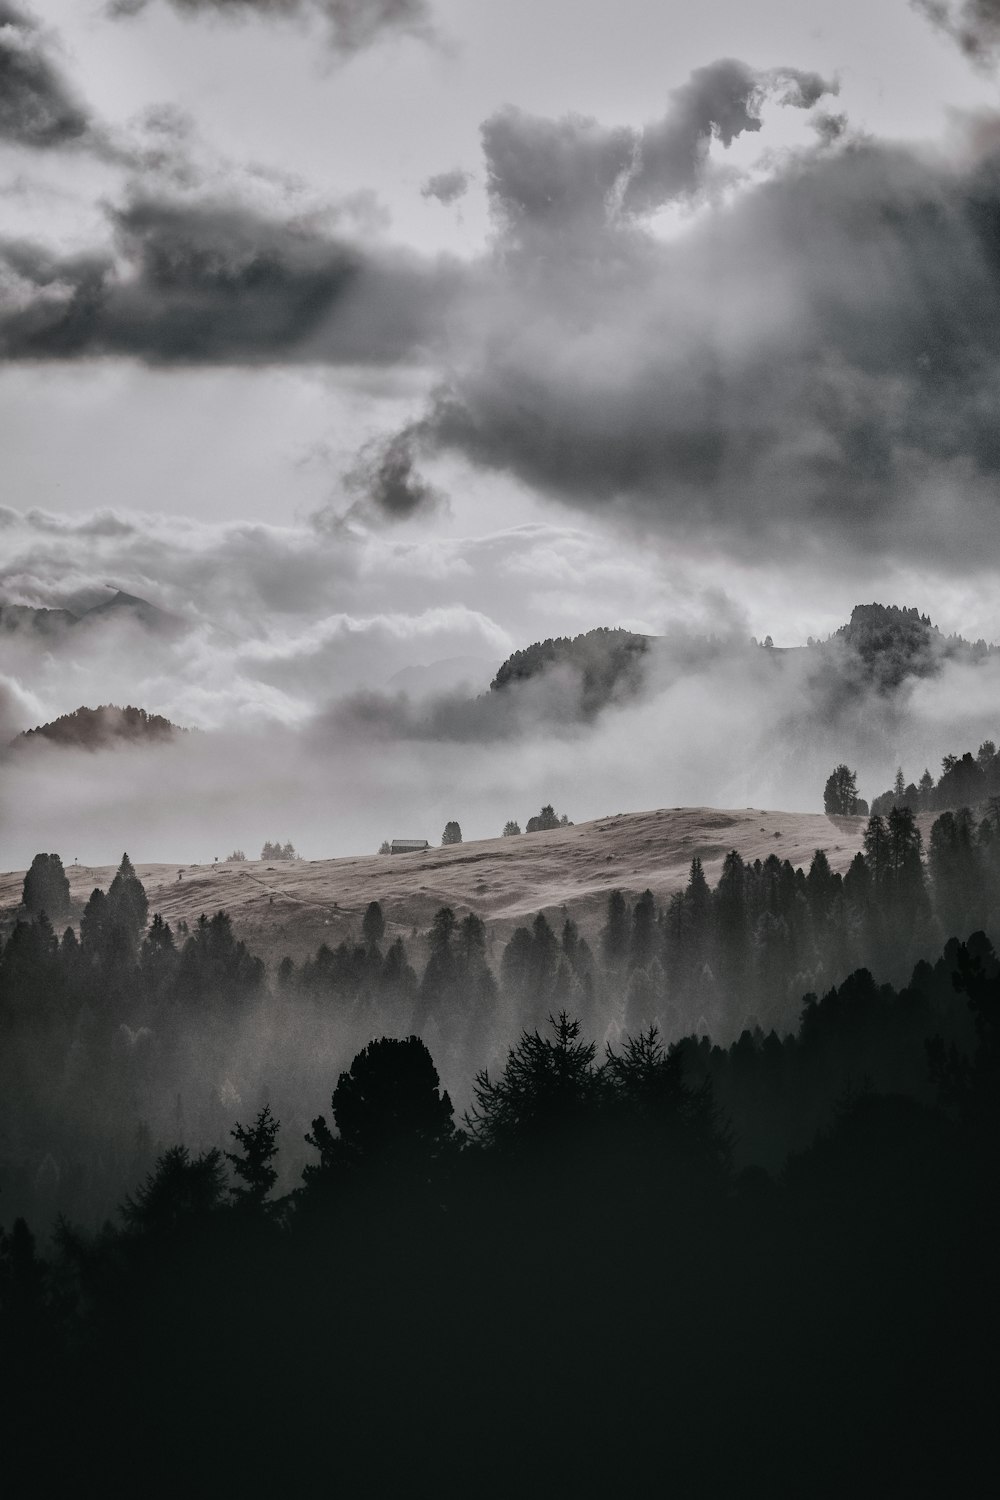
[913,0,1000,63]
[0,194,461,364]
[108,0,431,56]
[2,36,1000,580]
[0,1,91,149]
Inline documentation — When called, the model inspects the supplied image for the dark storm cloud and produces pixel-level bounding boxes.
[0,1,91,148]
[481,60,837,234]
[420,168,470,206]
[622,60,833,213]
[811,110,849,146]
[0,195,459,364]
[341,425,444,523]
[912,1,1000,63]
[408,118,1000,569]
[108,0,431,56]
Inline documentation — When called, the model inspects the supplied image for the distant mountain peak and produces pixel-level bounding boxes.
[0,586,185,639]
[75,588,183,634]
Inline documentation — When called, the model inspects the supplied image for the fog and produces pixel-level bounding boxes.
[3,603,998,870]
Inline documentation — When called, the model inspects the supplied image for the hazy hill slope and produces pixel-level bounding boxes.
[15,704,185,751]
[0,589,182,639]
[0,806,869,963]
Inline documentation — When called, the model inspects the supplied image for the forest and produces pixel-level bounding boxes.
[2,790,1000,1493]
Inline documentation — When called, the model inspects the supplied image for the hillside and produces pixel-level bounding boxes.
[0,805,870,963]
[15,704,186,751]
[490,626,651,715]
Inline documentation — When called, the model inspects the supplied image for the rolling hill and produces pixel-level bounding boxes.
[0,805,871,964]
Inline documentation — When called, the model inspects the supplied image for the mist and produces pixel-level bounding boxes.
[3,605,998,870]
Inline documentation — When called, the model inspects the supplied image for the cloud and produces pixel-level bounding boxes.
[812,111,849,147]
[6,591,999,874]
[8,48,1000,578]
[408,113,1000,572]
[912,1,1000,64]
[421,168,470,206]
[0,193,461,364]
[107,0,432,56]
[0,1,91,149]
[339,425,445,524]
[481,59,838,236]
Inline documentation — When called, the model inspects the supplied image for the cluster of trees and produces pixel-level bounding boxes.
[0,855,265,1225]
[3,926,1000,1493]
[827,743,1000,822]
[870,740,1000,816]
[17,704,182,750]
[260,841,297,861]
[273,802,1000,1079]
[502,805,573,836]
[490,626,650,716]
[822,763,868,816]
[7,792,1000,1229]
[830,602,998,689]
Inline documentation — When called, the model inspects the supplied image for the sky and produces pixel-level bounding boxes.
[3,0,1000,862]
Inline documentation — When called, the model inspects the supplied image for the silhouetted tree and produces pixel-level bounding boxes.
[121,1146,227,1238]
[441,821,462,846]
[104,854,149,966]
[362,901,386,950]
[824,764,862,816]
[466,1012,603,1150]
[303,1036,457,1197]
[21,854,70,922]
[502,821,521,837]
[601,890,629,969]
[225,1105,280,1215]
[629,889,657,971]
[525,804,567,833]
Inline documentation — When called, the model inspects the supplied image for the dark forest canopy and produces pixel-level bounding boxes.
[4,798,1000,1231]
[490,625,651,714]
[828,601,999,691]
[2,903,1000,1494]
[15,704,186,751]
[869,740,1000,817]
[3,814,1000,1493]
[485,602,1000,727]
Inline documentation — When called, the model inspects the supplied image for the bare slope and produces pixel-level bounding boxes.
[0,806,868,964]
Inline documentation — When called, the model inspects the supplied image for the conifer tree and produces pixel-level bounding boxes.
[225,1105,280,1214]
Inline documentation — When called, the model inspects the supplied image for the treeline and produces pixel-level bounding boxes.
[3,802,999,1228]
[871,739,1000,815]
[0,856,267,1226]
[832,601,999,688]
[17,704,183,750]
[280,801,995,1059]
[2,932,999,1494]
[260,840,297,861]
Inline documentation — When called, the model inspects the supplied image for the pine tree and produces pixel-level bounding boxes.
[601,890,629,969]
[225,1105,280,1215]
[362,901,386,950]
[824,764,861,816]
[21,854,71,922]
